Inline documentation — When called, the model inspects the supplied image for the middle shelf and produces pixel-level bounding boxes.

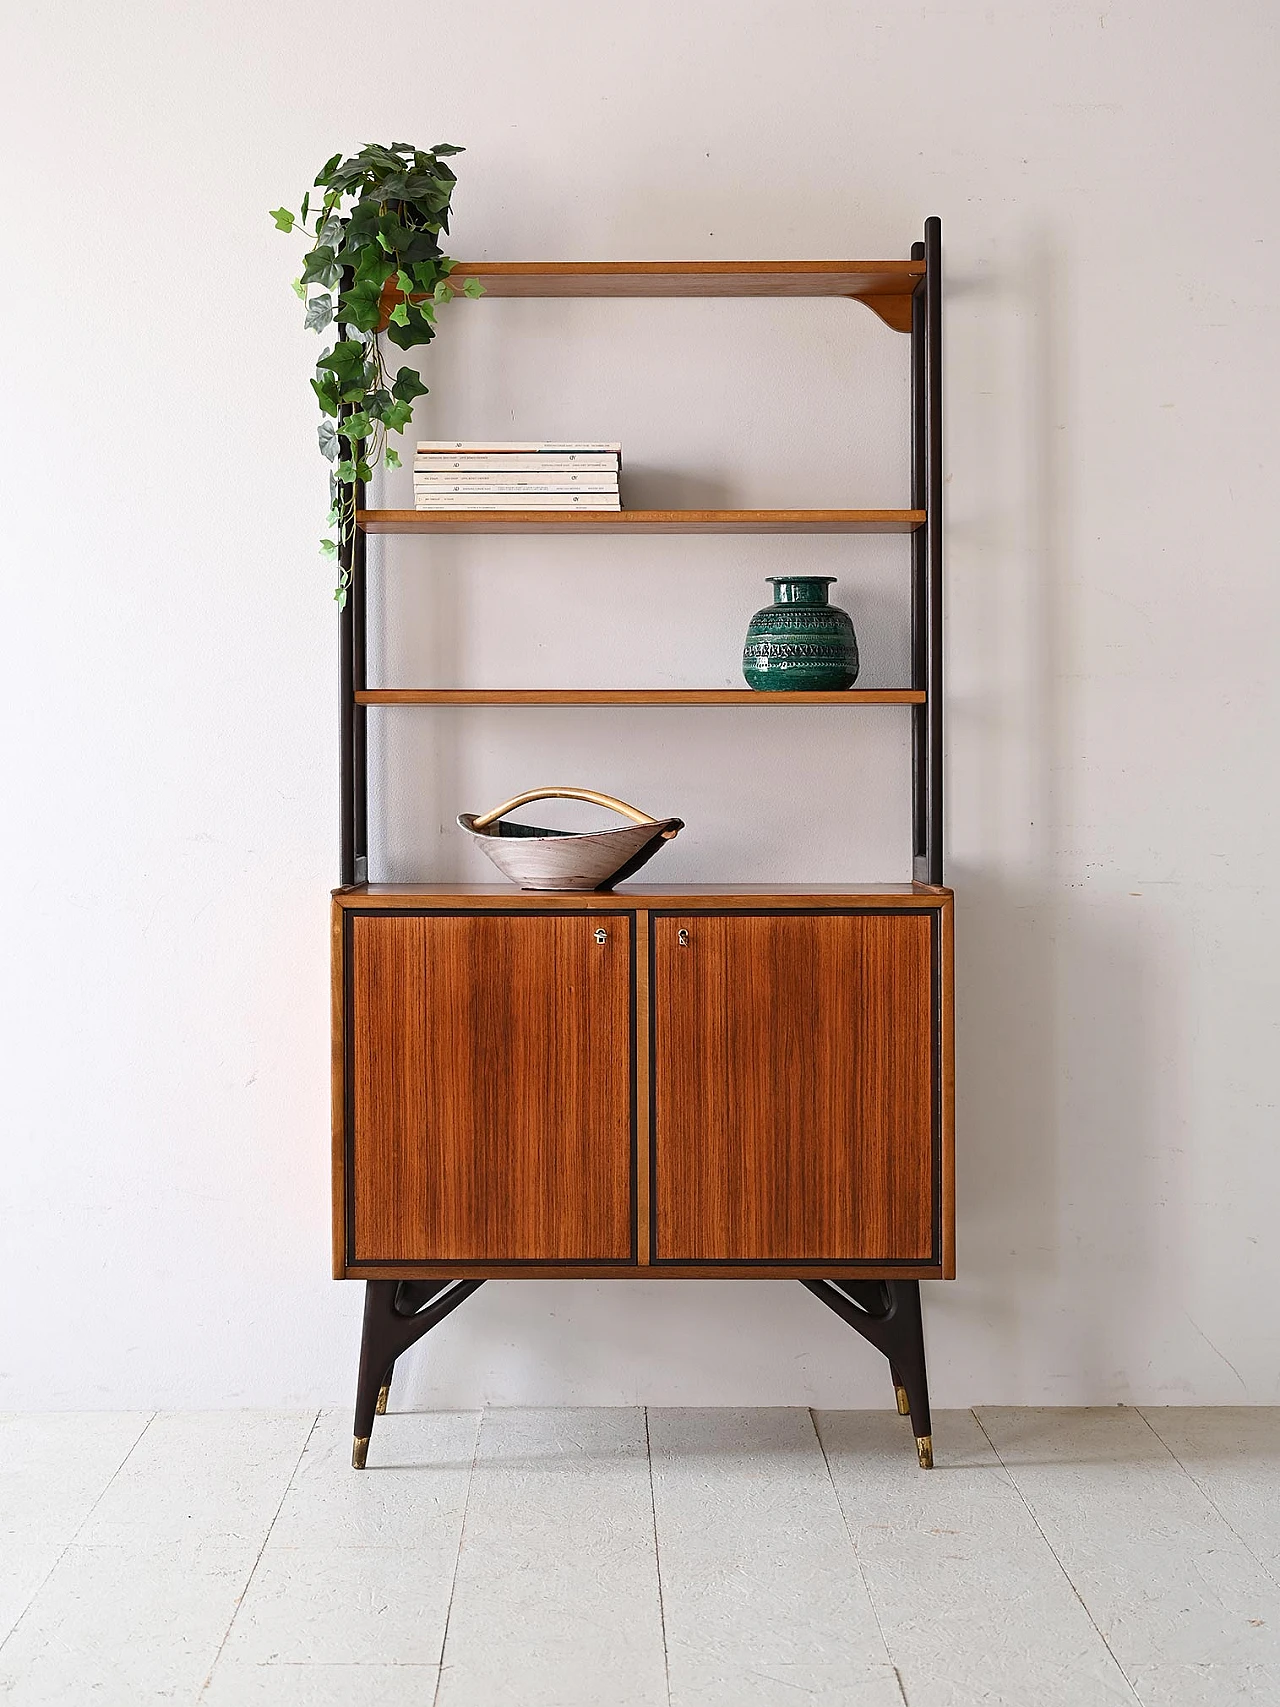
[358,508,925,535]
[355,689,925,705]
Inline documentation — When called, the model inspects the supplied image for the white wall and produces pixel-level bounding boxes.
[3,0,1277,1409]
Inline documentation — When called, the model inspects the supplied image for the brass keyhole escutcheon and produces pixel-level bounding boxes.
[678,928,689,947]
[594,928,608,944]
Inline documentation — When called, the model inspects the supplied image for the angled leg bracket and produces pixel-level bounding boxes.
[353,1278,485,1468]
[802,1278,934,1468]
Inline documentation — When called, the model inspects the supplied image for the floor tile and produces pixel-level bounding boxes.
[1130,1662,1280,1704]
[203,1663,440,1705]
[77,1409,318,1550]
[0,1410,152,1545]
[0,1539,258,1706]
[269,1409,479,1549]
[977,1407,1280,1671]
[0,1546,64,1650]
[1140,1409,1280,1580]
[649,1407,899,1707]
[816,1408,1135,1707]
[222,1545,457,1667]
[436,1407,667,1707]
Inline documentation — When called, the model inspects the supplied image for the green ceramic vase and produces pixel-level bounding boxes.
[742,576,860,691]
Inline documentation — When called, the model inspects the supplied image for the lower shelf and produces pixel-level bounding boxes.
[355,688,925,705]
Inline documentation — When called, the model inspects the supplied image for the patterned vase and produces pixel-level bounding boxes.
[742,576,860,691]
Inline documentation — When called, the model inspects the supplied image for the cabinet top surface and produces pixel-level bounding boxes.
[334,883,951,909]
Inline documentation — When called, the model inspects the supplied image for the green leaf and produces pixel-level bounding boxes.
[318,338,367,376]
[336,459,358,484]
[301,245,338,286]
[432,280,454,303]
[320,538,338,558]
[462,277,484,299]
[391,366,429,403]
[431,142,464,156]
[382,400,413,433]
[291,277,306,299]
[300,191,310,224]
[315,152,342,184]
[357,460,373,482]
[341,411,372,441]
[389,300,409,327]
[311,378,340,418]
[304,293,334,332]
[396,269,413,294]
[327,503,340,525]
[384,446,402,468]
[270,207,295,232]
[318,420,339,461]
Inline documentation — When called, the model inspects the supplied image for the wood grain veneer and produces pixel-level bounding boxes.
[441,259,923,297]
[355,689,925,706]
[357,509,924,534]
[651,912,936,1264]
[348,912,634,1264]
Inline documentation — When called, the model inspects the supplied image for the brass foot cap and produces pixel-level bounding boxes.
[895,1385,911,1417]
[916,1434,934,1470]
[375,1383,390,1416]
[352,1436,370,1470]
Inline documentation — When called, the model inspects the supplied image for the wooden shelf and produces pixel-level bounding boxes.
[444,259,922,299]
[358,509,924,535]
[356,689,924,706]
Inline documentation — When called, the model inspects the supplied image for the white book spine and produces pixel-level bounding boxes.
[413,453,620,472]
[416,440,622,454]
[413,480,619,495]
[414,496,622,510]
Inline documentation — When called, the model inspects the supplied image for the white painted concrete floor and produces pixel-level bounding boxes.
[2,1408,1278,1705]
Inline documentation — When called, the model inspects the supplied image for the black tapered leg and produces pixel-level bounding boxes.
[803,1279,934,1468]
[353,1279,485,1468]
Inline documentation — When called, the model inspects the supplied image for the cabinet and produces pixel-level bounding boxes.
[331,221,948,1470]
[334,891,953,1277]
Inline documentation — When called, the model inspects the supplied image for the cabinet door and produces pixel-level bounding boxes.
[348,913,633,1263]
[652,912,936,1263]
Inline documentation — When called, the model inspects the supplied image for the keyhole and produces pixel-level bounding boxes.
[677,928,689,947]
[594,928,608,944]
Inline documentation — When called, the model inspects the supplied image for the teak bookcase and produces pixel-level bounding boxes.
[332,218,950,1470]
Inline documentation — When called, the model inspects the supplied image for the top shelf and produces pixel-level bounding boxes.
[444,260,922,298]
[439,260,922,331]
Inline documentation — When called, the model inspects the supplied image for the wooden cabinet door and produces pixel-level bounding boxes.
[348,912,634,1264]
[651,912,936,1263]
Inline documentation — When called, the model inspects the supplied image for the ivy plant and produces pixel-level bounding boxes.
[271,141,483,605]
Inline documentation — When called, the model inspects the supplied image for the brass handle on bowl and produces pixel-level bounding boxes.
[472,787,673,834]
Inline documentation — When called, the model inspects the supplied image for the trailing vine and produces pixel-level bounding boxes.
[271,142,482,604]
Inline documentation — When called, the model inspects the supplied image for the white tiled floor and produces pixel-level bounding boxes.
[1,1407,1278,1705]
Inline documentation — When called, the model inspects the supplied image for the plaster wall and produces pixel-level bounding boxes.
[2,0,1276,1407]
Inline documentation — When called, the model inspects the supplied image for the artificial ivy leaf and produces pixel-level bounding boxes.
[357,460,373,482]
[270,207,295,232]
[433,281,454,303]
[315,152,342,184]
[341,411,372,441]
[304,293,334,332]
[320,538,338,559]
[431,142,464,155]
[318,420,339,460]
[311,377,340,417]
[339,378,367,403]
[396,269,412,294]
[327,504,340,525]
[391,367,428,403]
[334,585,347,610]
[301,244,337,284]
[336,459,358,484]
[376,231,392,252]
[319,338,367,376]
[300,191,310,225]
[383,399,413,433]
[291,277,306,299]
[317,216,344,248]
[462,277,484,299]
[389,300,409,327]
[384,446,402,468]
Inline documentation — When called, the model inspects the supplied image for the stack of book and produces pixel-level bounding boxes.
[413,442,622,511]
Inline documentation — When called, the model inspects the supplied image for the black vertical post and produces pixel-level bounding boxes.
[910,240,927,878]
[338,484,356,886]
[912,218,943,887]
[924,216,943,886]
[351,479,368,884]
